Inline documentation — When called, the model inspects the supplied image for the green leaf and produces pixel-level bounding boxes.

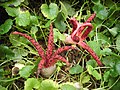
[80,72,90,84]
[41,3,59,20]
[97,33,111,45]
[102,56,120,67]
[30,26,38,41]
[115,63,120,75]
[5,7,20,17]
[100,48,112,56]
[53,28,66,42]
[105,0,115,8]
[0,19,13,35]
[0,45,14,59]
[110,68,118,77]
[0,85,6,90]
[40,79,58,90]
[93,3,108,20]
[116,35,120,52]
[9,33,30,46]
[24,78,40,90]
[19,65,34,79]
[16,10,30,26]
[54,13,66,32]
[30,16,39,25]
[0,69,4,79]
[91,0,100,4]
[103,71,110,82]
[61,1,75,16]
[87,65,101,80]
[87,41,101,56]
[69,65,83,74]
[111,80,120,90]
[61,83,76,90]
[0,0,24,7]
[13,48,28,60]
[60,1,68,18]
[86,60,97,68]
[109,27,118,37]
[30,26,38,35]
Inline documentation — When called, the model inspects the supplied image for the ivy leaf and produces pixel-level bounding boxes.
[105,0,115,8]
[103,71,110,82]
[53,28,66,43]
[24,78,40,90]
[93,3,108,20]
[30,26,38,35]
[80,72,90,84]
[5,7,20,17]
[86,60,97,68]
[0,0,24,7]
[9,34,29,46]
[30,16,39,25]
[16,10,30,26]
[61,83,76,90]
[116,35,120,52]
[60,1,68,18]
[19,65,34,79]
[54,13,66,32]
[69,65,83,74]
[87,65,101,80]
[40,79,58,90]
[91,0,100,4]
[97,33,111,45]
[100,48,112,56]
[0,19,13,35]
[109,27,118,37]
[110,68,118,77]
[0,45,14,59]
[115,63,120,75]
[61,1,75,16]
[41,3,59,20]
[102,56,119,67]
[0,85,6,90]
[87,41,101,56]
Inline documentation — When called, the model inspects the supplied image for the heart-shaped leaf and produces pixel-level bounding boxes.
[0,19,13,35]
[19,65,34,79]
[54,13,66,32]
[0,85,6,90]
[69,65,83,74]
[93,3,108,20]
[87,65,101,80]
[41,3,59,20]
[16,10,30,26]
[116,35,120,52]
[61,83,76,90]
[109,27,118,37]
[24,78,40,90]
[40,79,58,90]
[5,7,20,17]
[0,0,24,7]
[87,41,101,56]
[53,28,66,42]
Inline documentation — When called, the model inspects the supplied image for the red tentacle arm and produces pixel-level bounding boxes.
[53,46,75,56]
[12,31,45,60]
[78,41,103,66]
[46,24,54,60]
[70,17,79,33]
[79,23,93,40]
[46,55,70,67]
[85,13,96,23]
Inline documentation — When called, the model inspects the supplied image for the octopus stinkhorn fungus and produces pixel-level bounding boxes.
[12,24,75,77]
[64,13,103,66]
